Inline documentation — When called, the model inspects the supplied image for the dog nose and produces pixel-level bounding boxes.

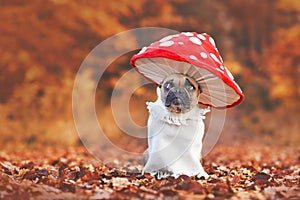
[172,98,181,105]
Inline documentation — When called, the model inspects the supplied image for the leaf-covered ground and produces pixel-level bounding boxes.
[0,143,299,200]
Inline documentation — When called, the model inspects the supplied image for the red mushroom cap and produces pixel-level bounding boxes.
[130,32,244,108]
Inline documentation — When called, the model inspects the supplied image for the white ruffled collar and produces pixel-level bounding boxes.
[146,87,210,126]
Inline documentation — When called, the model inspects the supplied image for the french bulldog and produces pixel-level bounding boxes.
[143,73,209,179]
[160,73,202,114]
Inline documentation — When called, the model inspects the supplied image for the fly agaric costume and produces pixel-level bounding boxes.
[130,32,244,178]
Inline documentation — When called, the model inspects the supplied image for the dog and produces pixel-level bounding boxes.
[143,73,210,179]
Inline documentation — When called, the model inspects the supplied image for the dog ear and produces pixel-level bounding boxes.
[198,83,203,93]
[185,78,196,90]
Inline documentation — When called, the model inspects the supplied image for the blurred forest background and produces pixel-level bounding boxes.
[0,0,299,152]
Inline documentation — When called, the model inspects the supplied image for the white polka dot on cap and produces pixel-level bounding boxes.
[225,67,234,80]
[210,53,222,64]
[209,37,216,47]
[182,32,194,36]
[200,52,208,59]
[160,35,175,42]
[189,37,202,45]
[216,67,224,73]
[189,55,198,60]
[137,47,147,55]
[159,40,174,47]
[197,34,206,40]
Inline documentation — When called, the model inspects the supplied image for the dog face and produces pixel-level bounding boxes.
[160,74,202,114]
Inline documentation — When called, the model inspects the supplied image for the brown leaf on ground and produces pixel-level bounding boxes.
[0,144,299,199]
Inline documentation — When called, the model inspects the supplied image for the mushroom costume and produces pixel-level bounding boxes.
[130,32,244,178]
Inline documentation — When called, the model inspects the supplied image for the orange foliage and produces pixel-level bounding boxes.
[0,0,299,150]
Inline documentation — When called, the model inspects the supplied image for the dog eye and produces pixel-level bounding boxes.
[163,80,174,91]
[187,85,195,91]
[164,83,172,91]
[185,79,195,91]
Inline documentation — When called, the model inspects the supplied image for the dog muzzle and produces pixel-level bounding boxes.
[165,88,192,113]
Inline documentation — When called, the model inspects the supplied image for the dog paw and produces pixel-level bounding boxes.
[196,171,209,179]
[152,170,174,179]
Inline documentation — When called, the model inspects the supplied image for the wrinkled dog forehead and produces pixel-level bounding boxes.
[162,74,197,87]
